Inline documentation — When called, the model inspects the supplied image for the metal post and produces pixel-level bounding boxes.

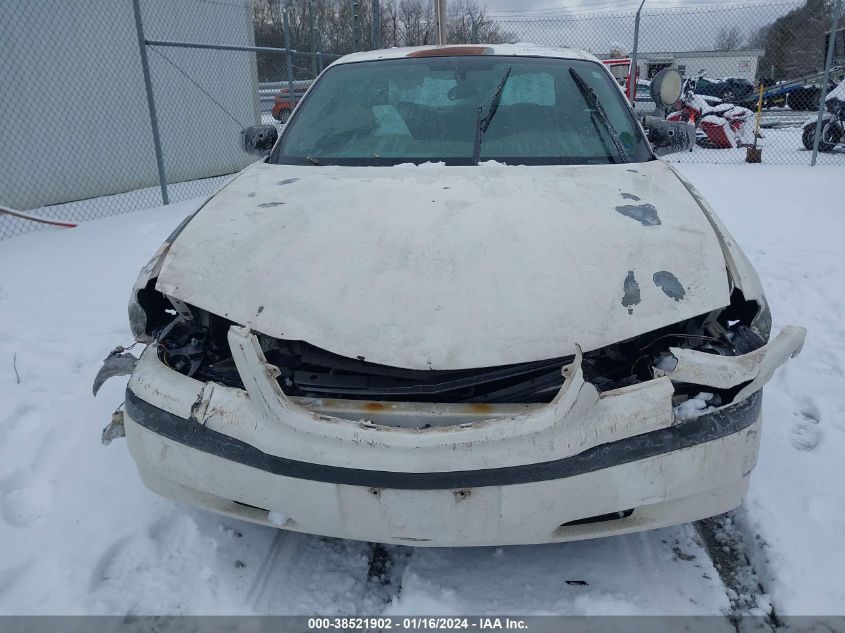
[352,1,360,52]
[435,0,447,45]
[132,0,168,205]
[629,0,646,103]
[145,39,311,54]
[372,0,381,50]
[281,4,296,110]
[316,25,323,73]
[470,16,478,44]
[811,0,843,166]
[309,0,317,78]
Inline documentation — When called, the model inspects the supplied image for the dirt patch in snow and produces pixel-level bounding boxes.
[696,514,778,632]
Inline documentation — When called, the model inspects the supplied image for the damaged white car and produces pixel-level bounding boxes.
[95,45,805,547]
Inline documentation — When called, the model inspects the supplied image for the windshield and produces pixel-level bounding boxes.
[271,56,653,166]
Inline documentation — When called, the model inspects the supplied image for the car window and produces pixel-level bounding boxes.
[389,72,556,108]
[272,56,652,166]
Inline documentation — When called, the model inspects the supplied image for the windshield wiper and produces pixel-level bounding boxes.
[568,68,629,164]
[472,66,512,165]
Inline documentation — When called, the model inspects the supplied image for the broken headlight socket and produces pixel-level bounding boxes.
[126,213,199,344]
[128,293,152,343]
[749,295,772,341]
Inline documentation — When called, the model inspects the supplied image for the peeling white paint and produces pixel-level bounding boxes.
[157,160,731,369]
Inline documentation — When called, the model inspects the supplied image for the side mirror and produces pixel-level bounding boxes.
[649,68,684,109]
[241,125,279,155]
[643,116,696,155]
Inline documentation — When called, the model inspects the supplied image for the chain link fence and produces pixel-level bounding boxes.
[1,0,161,239]
[490,0,845,166]
[2,0,843,241]
[0,0,346,240]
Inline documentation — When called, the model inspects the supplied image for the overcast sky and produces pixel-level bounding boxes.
[484,0,766,11]
[481,0,798,59]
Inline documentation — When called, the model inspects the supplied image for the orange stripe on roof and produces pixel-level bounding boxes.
[407,46,493,58]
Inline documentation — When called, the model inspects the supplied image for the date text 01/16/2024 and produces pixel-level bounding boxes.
[307,617,529,630]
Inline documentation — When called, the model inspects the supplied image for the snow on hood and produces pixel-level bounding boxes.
[156,160,730,370]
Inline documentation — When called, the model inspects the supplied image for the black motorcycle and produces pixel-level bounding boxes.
[802,86,844,152]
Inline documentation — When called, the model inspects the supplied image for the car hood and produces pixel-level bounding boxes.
[157,160,730,369]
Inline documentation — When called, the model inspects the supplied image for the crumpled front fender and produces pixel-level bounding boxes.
[120,322,804,471]
[214,324,677,471]
[656,326,806,403]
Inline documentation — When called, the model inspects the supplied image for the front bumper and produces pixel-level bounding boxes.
[119,325,804,546]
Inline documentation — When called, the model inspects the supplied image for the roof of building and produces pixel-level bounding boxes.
[631,49,765,60]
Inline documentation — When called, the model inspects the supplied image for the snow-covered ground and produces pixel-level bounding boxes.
[0,163,842,618]
[666,128,845,166]
[684,165,845,617]
[0,176,231,241]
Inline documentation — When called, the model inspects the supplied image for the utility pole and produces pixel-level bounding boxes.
[352,1,360,52]
[435,0,447,45]
[316,22,323,73]
[309,0,317,77]
[629,0,646,103]
[372,0,381,50]
[281,3,296,111]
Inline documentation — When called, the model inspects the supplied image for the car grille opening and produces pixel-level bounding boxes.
[560,509,635,527]
[150,295,766,406]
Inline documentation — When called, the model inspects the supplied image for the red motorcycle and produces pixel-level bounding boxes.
[666,75,756,149]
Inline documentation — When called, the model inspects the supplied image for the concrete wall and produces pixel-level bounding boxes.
[0,0,258,211]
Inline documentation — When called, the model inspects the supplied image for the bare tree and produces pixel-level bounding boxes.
[251,0,516,81]
[397,0,435,46]
[714,26,743,51]
[382,0,400,48]
[446,0,512,44]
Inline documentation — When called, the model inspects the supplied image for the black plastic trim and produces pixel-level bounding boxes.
[124,387,761,490]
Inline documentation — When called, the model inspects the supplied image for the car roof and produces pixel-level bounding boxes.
[331,44,599,66]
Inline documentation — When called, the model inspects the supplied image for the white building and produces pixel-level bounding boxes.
[633,49,765,82]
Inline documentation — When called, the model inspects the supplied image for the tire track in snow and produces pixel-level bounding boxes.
[245,529,396,614]
[621,529,672,613]
[382,525,734,617]
[240,524,738,617]
[247,529,308,611]
[696,515,779,631]
[362,543,412,609]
